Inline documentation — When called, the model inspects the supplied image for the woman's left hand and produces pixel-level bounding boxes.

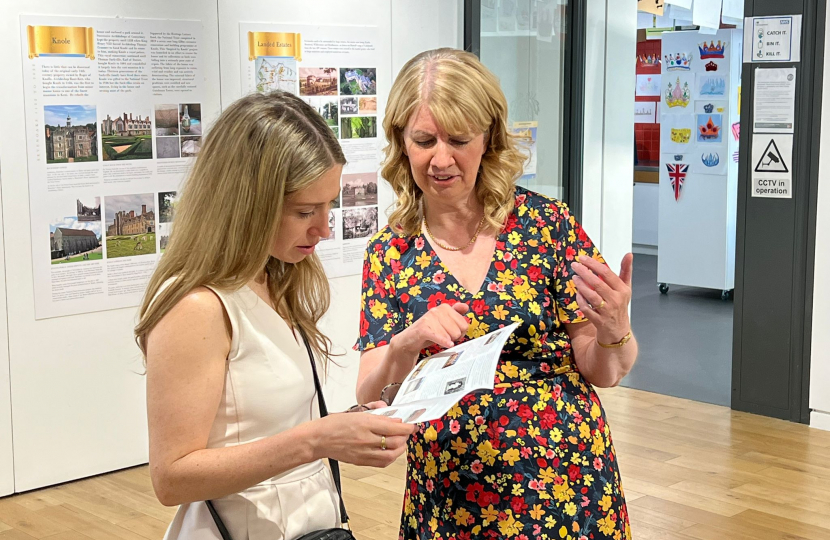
[571,254,634,344]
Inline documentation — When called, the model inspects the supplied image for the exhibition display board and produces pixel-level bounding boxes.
[21,15,211,319]
[0,0,410,494]
[657,29,742,297]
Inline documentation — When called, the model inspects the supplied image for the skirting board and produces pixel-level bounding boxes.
[811,410,830,432]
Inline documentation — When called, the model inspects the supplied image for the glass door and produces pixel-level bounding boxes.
[476,0,571,202]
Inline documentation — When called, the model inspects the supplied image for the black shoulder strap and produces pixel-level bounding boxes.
[206,500,233,540]
[301,332,350,525]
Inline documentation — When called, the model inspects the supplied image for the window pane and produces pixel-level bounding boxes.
[480,0,568,201]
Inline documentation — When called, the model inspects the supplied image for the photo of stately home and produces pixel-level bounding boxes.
[107,203,155,236]
[101,111,153,160]
[101,113,151,137]
[341,172,378,207]
[105,193,157,259]
[44,105,98,164]
[299,68,338,96]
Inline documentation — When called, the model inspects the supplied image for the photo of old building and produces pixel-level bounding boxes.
[101,113,151,137]
[341,172,378,207]
[101,111,153,161]
[49,216,102,264]
[77,198,101,222]
[105,193,157,259]
[107,204,155,236]
[44,105,99,164]
[53,228,99,255]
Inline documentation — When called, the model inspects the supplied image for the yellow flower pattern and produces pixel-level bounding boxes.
[355,188,630,539]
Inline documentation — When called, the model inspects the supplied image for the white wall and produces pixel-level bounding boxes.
[582,1,636,269]
[810,6,830,431]
[0,0,222,493]
[633,182,659,251]
[0,168,13,496]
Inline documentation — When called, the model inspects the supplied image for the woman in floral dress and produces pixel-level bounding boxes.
[355,49,638,540]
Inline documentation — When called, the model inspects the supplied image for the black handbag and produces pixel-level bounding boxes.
[205,333,356,540]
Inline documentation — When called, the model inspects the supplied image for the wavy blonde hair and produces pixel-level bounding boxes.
[135,91,345,360]
[382,48,525,236]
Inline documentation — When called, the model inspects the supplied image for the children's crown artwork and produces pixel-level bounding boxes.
[704,103,714,113]
[705,61,718,72]
[671,128,692,144]
[638,54,661,68]
[700,77,726,96]
[664,52,691,71]
[665,77,691,108]
[702,152,721,167]
[699,40,726,59]
[699,117,721,140]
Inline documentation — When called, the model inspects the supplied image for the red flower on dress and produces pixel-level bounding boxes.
[511,496,529,513]
[427,292,449,309]
[518,404,534,422]
[527,266,542,282]
[391,237,409,254]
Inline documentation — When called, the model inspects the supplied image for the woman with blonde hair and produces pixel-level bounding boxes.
[136,91,415,540]
[355,49,637,539]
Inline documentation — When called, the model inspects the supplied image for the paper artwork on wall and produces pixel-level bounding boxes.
[635,102,657,123]
[699,150,727,175]
[666,161,689,201]
[660,115,695,153]
[636,74,661,97]
[638,54,661,69]
[731,122,740,141]
[663,52,692,71]
[697,114,723,143]
[662,74,693,113]
[697,74,727,98]
[699,40,727,59]
[695,101,726,115]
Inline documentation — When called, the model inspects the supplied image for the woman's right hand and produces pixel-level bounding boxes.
[311,412,417,468]
[391,302,470,355]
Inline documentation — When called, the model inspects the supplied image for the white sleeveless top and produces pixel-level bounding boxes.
[160,283,340,540]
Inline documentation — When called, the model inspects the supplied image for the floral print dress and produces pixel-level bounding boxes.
[356,187,631,540]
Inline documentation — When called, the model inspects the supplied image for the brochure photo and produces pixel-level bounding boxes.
[368,322,520,423]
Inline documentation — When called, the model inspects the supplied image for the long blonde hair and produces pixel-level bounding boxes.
[135,91,345,359]
[382,48,525,236]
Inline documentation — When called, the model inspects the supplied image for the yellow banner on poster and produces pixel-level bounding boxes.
[27,26,95,59]
[248,32,302,62]
[637,0,664,16]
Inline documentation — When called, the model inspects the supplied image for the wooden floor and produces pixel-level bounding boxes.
[2,386,830,539]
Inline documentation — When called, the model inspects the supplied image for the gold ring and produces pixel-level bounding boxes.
[597,300,606,310]
[380,435,387,450]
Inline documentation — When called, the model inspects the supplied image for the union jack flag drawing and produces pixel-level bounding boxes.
[666,163,688,201]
